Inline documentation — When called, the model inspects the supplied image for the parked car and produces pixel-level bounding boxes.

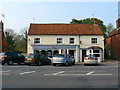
[84,55,98,65]
[0,51,25,65]
[52,54,75,66]
[24,54,51,66]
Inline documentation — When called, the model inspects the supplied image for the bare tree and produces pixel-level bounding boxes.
[106,23,115,35]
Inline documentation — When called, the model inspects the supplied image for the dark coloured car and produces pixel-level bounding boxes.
[24,54,51,66]
[0,51,25,65]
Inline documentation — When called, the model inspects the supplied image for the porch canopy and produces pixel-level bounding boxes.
[88,46,103,49]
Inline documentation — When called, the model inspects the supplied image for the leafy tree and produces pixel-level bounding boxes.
[70,18,107,37]
[4,28,28,53]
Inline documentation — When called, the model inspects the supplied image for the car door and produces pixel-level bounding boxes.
[68,55,73,64]
[17,53,25,63]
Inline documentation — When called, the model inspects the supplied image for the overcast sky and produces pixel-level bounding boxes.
[0,1,119,33]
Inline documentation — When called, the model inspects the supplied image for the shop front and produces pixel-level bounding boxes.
[32,45,80,62]
[80,46,104,62]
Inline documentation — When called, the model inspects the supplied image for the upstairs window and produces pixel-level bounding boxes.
[69,38,74,44]
[34,38,40,44]
[57,38,63,44]
[91,38,97,44]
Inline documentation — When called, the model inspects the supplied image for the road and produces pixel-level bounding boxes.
[1,61,119,88]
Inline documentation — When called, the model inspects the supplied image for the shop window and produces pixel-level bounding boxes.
[41,50,47,56]
[89,50,92,53]
[93,54,100,57]
[91,38,97,44]
[69,38,74,44]
[53,50,59,56]
[93,50,100,53]
[47,50,52,58]
[57,38,63,44]
[34,38,40,44]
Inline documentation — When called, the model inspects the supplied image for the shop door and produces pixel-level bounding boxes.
[82,50,86,62]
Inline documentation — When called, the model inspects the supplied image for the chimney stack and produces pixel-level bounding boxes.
[0,20,4,31]
[94,18,98,26]
[116,18,120,28]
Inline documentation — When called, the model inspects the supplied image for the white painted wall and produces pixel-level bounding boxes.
[27,35,79,54]
[27,34,104,62]
[80,35,104,49]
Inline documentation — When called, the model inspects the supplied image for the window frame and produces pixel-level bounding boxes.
[56,37,63,44]
[88,49,101,58]
[69,38,75,44]
[91,37,98,44]
[33,37,41,44]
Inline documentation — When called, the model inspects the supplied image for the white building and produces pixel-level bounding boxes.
[27,19,104,62]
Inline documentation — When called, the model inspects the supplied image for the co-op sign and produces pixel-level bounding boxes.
[33,46,76,50]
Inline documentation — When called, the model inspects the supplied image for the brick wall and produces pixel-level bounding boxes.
[0,31,2,52]
[0,21,7,52]
[106,32,120,60]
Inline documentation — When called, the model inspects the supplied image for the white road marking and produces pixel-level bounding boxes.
[0,73,9,75]
[20,71,36,75]
[0,70,11,73]
[86,71,94,75]
[44,74,113,76]
[91,74,113,75]
[52,71,65,75]
[66,71,107,72]
[44,71,113,76]
[0,70,11,75]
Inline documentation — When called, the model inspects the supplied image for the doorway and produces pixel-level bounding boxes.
[69,50,74,57]
[82,50,86,62]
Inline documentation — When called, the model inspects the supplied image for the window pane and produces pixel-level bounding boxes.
[93,50,100,53]
[57,38,62,44]
[91,38,97,44]
[93,54,100,57]
[34,38,40,43]
[69,38,74,44]
[70,38,74,40]
[89,50,92,53]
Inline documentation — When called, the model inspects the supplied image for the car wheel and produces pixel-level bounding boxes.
[47,60,51,65]
[84,63,87,66]
[53,63,56,66]
[37,61,42,66]
[72,61,75,65]
[1,62,5,65]
[17,62,21,65]
[65,61,69,66]
[7,60,13,65]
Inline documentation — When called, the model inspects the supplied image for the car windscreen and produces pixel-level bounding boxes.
[55,54,66,57]
[0,53,5,56]
[86,55,95,58]
[26,54,35,58]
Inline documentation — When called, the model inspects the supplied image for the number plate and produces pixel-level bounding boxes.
[27,58,32,60]
[88,58,94,60]
[56,58,61,60]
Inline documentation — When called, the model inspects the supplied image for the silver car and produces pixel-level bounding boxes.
[52,54,75,66]
[84,55,98,65]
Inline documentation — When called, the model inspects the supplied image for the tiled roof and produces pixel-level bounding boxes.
[28,24,104,35]
[107,28,120,37]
